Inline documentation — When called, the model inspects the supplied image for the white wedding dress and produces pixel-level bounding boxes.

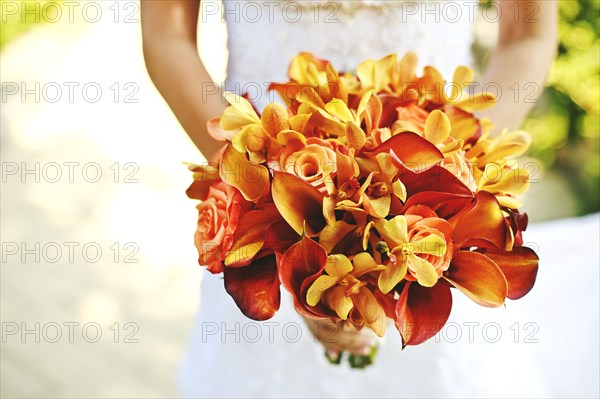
[179,1,600,397]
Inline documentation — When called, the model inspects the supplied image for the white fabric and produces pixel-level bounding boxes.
[180,1,600,396]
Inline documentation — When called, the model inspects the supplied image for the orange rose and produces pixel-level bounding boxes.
[403,207,454,282]
[194,182,248,274]
[278,137,336,192]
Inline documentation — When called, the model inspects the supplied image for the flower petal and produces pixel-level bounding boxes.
[445,250,508,307]
[401,191,472,220]
[373,289,397,319]
[439,139,464,156]
[263,218,300,254]
[450,66,474,100]
[407,253,439,287]
[325,98,354,123]
[325,254,354,277]
[398,164,473,199]
[374,215,408,247]
[395,281,452,346]
[452,191,507,249]
[324,285,354,320]
[346,121,367,151]
[224,204,281,267]
[411,233,447,257]
[232,124,270,154]
[207,117,237,141]
[220,145,269,203]
[481,167,530,196]
[373,152,396,180]
[223,92,260,117]
[223,255,280,321]
[424,109,451,145]
[357,58,376,88]
[353,286,387,337]
[444,105,482,144]
[357,90,382,133]
[278,235,331,318]
[336,148,359,185]
[276,130,307,145]
[186,163,221,200]
[319,221,357,253]
[352,252,385,277]
[364,194,391,218]
[378,254,408,294]
[306,275,340,306]
[454,92,496,112]
[368,132,444,172]
[272,171,326,236]
[288,52,329,83]
[480,130,532,163]
[481,246,538,300]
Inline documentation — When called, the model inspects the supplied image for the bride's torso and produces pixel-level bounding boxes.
[222,0,476,110]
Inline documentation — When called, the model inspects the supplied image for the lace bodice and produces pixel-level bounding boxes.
[222,0,476,110]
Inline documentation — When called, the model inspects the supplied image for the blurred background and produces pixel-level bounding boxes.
[0,0,598,397]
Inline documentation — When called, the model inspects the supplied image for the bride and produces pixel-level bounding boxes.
[139,1,599,398]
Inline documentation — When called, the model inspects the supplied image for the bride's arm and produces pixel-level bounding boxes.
[477,0,558,132]
[141,0,225,160]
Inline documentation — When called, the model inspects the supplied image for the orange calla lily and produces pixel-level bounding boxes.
[479,246,538,300]
[367,131,444,173]
[444,250,508,307]
[452,191,508,249]
[224,255,280,321]
[224,203,285,267]
[278,235,335,318]
[272,171,327,236]
[395,280,452,346]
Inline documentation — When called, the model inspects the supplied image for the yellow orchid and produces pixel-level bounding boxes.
[306,253,387,337]
[369,213,450,293]
[209,93,288,163]
[269,52,348,111]
[356,53,419,99]
[467,129,533,208]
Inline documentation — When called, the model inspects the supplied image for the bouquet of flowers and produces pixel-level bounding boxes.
[187,52,539,366]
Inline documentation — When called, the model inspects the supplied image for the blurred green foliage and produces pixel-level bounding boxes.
[523,0,600,215]
[0,0,64,50]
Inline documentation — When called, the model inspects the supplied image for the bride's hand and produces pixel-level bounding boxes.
[302,316,378,356]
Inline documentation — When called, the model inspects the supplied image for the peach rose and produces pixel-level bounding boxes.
[403,207,454,282]
[194,181,248,274]
[278,137,336,192]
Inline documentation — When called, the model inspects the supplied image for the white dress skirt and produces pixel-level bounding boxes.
[179,1,600,397]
